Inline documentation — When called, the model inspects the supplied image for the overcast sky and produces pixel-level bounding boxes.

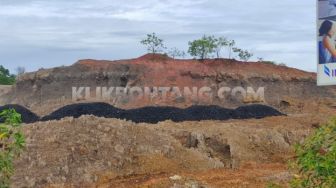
[0,0,316,73]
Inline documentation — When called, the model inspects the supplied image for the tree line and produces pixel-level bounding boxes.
[0,66,25,85]
[140,32,253,61]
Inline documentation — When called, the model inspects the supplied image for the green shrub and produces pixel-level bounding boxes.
[0,109,25,188]
[290,118,336,188]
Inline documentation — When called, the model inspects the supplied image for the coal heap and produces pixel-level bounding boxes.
[41,102,125,121]
[0,103,284,124]
[41,103,284,123]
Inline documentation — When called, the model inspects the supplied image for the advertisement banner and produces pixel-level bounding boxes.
[317,0,336,85]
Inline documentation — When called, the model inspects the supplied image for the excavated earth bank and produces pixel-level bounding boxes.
[1,55,335,187]
[12,114,328,188]
[1,54,335,116]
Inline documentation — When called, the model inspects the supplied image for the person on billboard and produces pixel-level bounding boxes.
[319,20,336,64]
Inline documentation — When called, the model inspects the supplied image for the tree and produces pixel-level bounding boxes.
[140,33,165,54]
[239,50,253,61]
[227,39,235,59]
[0,66,15,85]
[214,37,228,58]
[233,47,253,61]
[168,47,186,59]
[188,35,217,60]
[0,109,25,187]
[15,67,25,76]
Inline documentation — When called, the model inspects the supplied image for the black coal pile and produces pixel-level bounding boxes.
[180,105,235,122]
[41,102,125,121]
[41,102,284,124]
[233,104,284,119]
[0,104,39,124]
[0,103,284,124]
[124,106,184,123]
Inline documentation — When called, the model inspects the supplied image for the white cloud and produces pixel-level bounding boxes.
[0,0,317,73]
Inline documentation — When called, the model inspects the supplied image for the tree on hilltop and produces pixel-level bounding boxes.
[214,37,228,58]
[227,39,235,59]
[188,35,217,60]
[233,47,253,61]
[140,33,166,54]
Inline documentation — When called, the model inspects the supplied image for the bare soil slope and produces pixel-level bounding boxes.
[1,54,335,116]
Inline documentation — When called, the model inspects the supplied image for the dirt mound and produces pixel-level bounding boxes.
[40,102,283,123]
[0,104,39,123]
[2,54,334,116]
[13,116,225,187]
[12,114,320,187]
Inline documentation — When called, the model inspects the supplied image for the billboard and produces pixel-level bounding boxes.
[317,0,336,85]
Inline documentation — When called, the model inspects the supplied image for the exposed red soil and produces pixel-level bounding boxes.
[77,53,315,81]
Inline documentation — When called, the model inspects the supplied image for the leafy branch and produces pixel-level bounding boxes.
[0,109,25,188]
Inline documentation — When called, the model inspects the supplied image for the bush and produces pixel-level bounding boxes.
[290,118,336,188]
[0,109,25,187]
